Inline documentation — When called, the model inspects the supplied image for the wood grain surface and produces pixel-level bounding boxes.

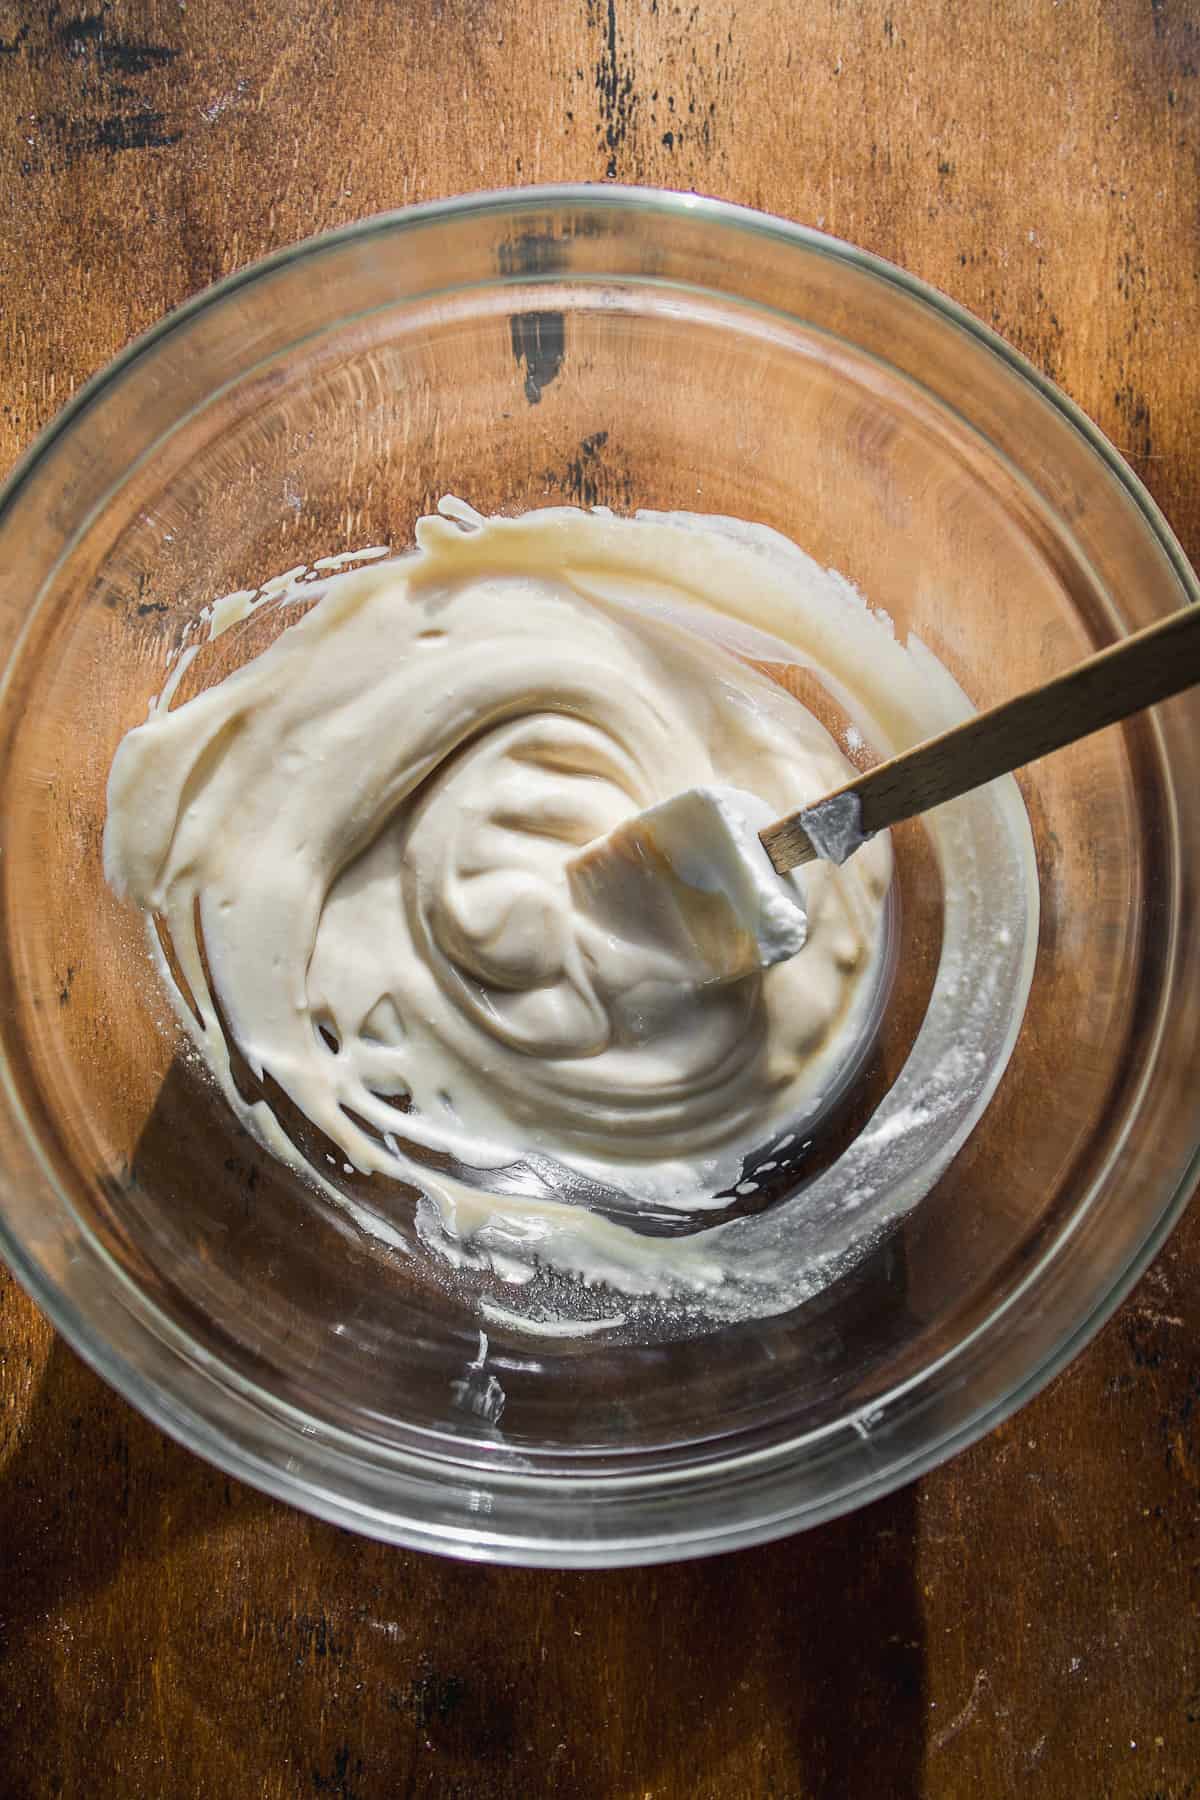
[2,2,1199,1796]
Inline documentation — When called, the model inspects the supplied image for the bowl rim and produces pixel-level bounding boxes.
[1,182,1197,1567]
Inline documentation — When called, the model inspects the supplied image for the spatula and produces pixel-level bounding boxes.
[761,598,1200,873]
[567,601,1200,983]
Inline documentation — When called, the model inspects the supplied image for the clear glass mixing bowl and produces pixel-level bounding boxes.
[0,187,1197,1566]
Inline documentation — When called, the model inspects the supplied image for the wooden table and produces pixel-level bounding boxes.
[2,3,1198,1794]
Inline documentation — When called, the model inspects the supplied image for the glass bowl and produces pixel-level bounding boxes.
[0,186,1197,1566]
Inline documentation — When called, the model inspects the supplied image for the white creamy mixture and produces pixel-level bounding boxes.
[105,500,1038,1333]
[568,783,813,984]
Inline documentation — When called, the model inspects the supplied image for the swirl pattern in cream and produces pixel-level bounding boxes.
[103,501,924,1323]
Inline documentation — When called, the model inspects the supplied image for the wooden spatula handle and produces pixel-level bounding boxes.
[761,601,1200,873]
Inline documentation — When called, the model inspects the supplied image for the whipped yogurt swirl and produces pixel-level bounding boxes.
[104,500,1034,1332]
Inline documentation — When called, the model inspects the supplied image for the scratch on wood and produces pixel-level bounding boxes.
[594,0,636,178]
[931,1669,989,1752]
[89,111,180,153]
[499,231,567,403]
[56,11,179,75]
[508,312,565,404]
